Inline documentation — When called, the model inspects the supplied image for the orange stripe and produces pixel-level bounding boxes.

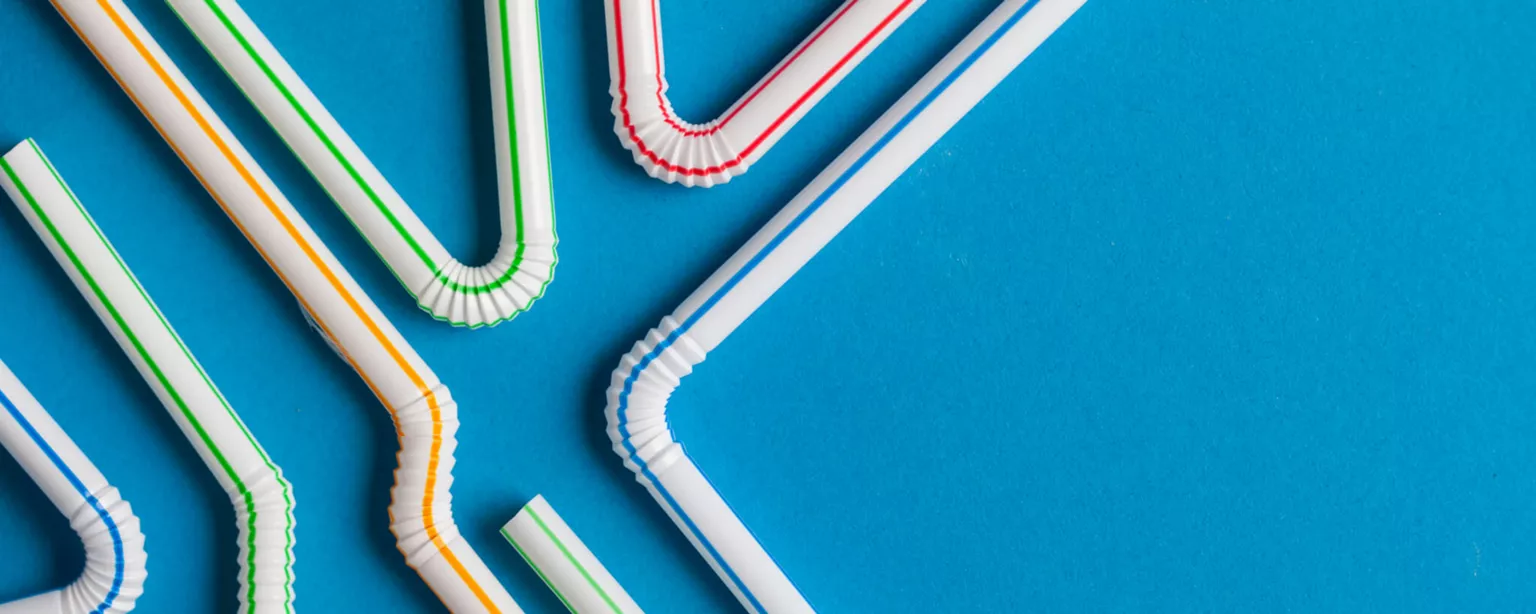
[47,5,393,413]
[57,1,500,610]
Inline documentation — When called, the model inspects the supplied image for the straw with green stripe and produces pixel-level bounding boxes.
[1,139,297,612]
[169,0,558,328]
[501,495,644,614]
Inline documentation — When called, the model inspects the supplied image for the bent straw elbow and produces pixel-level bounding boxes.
[0,363,148,614]
[0,492,148,614]
[228,468,297,612]
[6,487,149,614]
[602,0,924,187]
[54,487,149,614]
[604,318,814,613]
[168,0,559,329]
[605,316,701,482]
[412,237,558,329]
[387,385,522,614]
[388,384,467,568]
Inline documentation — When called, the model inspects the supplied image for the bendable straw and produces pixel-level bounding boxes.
[1,139,296,612]
[48,1,522,610]
[0,359,147,614]
[605,0,1085,611]
[169,0,556,329]
[603,0,924,187]
[501,495,644,614]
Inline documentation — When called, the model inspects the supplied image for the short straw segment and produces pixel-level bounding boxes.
[604,0,1086,611]
[47,0,522,611]
[500,496,644,614]
[1,139,296,613]
[603,0,924,187]
[169,0,556,329]
[0,359,147,614]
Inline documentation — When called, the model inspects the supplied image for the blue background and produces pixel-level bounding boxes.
[1,0,1533,611]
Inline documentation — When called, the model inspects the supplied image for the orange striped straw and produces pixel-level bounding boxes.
[47,0,522,611]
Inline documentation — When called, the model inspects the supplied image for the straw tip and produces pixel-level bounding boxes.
[2,138,37,160]
[504,494,547,531]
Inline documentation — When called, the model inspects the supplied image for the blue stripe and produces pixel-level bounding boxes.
[614,1,1045,610]
[0,388,125,613]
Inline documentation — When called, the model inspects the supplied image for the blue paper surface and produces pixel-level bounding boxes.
[1,0,1532,611]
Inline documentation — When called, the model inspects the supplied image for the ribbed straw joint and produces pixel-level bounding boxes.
[605,316,706,483]
[59,486,147,613]
[227,466,296,611]
[413,238,557,329]
[606,81,745,188]
[388,383,466,568]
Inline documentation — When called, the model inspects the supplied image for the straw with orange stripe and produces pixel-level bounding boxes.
[47,0,523,611]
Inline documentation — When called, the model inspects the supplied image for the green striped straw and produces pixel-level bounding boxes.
[1,139,297,613]
[502,495,644,614]
[169,0,557,328]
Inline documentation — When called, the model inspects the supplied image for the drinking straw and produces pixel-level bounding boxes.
[603,0,925,187]
[500,495,644,614]
[168,0,556,329]
[604,0,1086,611]
[47,1,523,610]
[0,359,147,614]
[1,139,296,612]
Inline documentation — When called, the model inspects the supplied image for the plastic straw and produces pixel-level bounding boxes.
[604,0,1085,611]
[1,139,296,612]
[0,359,147,614]
[168,0,556,329]
[48,1,522,610]
[500,495,644,614]
[603,0,924,187]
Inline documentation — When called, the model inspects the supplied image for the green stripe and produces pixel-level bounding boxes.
[533,0,561,285]
[527,505,626,613]
[165,6,422,306]
[501,0,527,280]
[503,527,577,614]
[4,145,296,612]
[199,0,435,272]
[198,0,558,321]
[31,140,299,610]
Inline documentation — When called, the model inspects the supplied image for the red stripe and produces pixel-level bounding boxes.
[654,0,862,137]
[613,0,915,177]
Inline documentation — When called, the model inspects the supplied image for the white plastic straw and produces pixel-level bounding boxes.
[500,495,644,614]
[1,139,296,612]
[603,0,925,187]
[0,359,147,614]
[605,0,1085,611]
[47,0,522,610]
[168,0,556,329]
